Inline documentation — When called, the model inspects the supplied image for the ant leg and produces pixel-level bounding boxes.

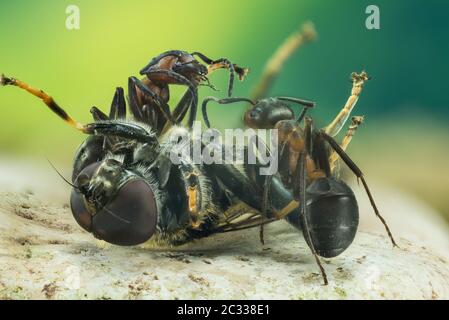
[172,89,193,123]
[329,116,364,173]
[259,173,274,245]
[129,76,174,125]
[277,96,316,109]
[128,79,165,133]
[1,74,85,131]
[320,131,398,247]
[296,150,328,285]
[251,22,316,100]
[128,77,144,121]
[210,58,235,97]
[193,52,249,83]
[253,133,275,245]
[157,90,192,135]
[278,141,291,185]
[275,97,316,124]
[202,96,255,128]
[261,175,274,217]
[304,117,313,154]
[142,104,158,129]
[144,70,198,128]
[305,117,332,177]
[324,71,370,137]
[301,116,331,179]
[192,52,249,97]
[259,224,265,245]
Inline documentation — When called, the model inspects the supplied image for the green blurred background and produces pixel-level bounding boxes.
[1,1,448,218]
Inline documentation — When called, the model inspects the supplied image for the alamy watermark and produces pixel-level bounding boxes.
[64,5,380,32]
[66,5,80,30]
[64,265,81,290]
[166,121,279,176]
[366,5,380,30]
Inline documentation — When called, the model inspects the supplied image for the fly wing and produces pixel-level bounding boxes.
[214,201,277,233]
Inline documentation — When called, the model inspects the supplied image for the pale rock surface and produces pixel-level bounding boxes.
[0,161,448,299]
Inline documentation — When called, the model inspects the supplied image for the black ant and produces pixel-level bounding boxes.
[201,71,398,285]
[127,50,248,134]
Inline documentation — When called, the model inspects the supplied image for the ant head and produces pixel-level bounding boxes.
[244,98,294,129]
[172,56,208,86]
[70,159,158,246]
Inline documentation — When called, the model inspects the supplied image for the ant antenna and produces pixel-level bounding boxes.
[200,77,220,91]
[296,105,313,124]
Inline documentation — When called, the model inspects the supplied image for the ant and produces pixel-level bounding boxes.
[201,71,398,285]
[127,50,248,134]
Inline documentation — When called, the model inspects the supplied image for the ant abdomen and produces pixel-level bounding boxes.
[303,177,359,258]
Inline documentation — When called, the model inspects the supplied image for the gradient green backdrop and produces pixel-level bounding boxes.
[1,1,449,215]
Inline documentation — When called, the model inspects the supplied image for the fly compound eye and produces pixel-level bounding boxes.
[70,163,158,246]
[91,179,158,246]
[71,188,92,232]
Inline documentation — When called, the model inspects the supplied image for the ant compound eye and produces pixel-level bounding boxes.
[249,110,259,119]
[244,109,262,128]
[91,179,158,246]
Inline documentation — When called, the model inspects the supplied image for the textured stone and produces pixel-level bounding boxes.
[1,191,448,300]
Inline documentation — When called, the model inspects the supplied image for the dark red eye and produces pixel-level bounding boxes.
[249,110,259,119]
[70,163,158,246]
[244,109,261,128]
[92,179,158,246]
